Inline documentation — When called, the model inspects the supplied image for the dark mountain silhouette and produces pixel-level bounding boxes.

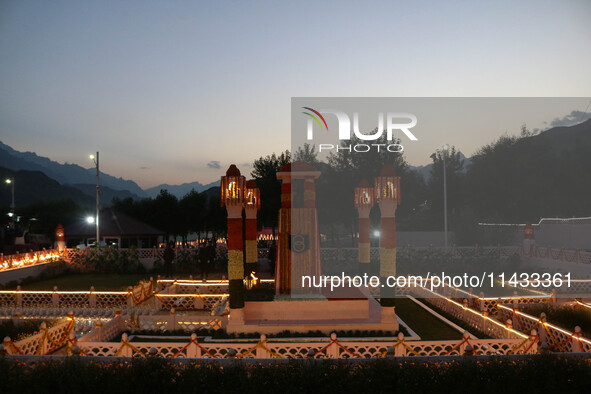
[0,167,94,208]
[145,180,219,198]
[69,184,141,207]
[0,141,147,198]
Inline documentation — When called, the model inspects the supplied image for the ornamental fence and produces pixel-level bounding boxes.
[411,286,528,340]
[2,315,75,355]
[0,280,153,309]
[437,285,553,317]
[497,304,591,353]
[154,282,226,312]
[0,249,62,272]
[73,331,529,359]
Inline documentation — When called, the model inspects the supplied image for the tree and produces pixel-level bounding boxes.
[179,189,206,242]
[293,143,319,165]
[251,150,291,231]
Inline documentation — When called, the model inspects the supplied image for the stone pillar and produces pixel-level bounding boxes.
[375,166,400,308]
[226,204,244,309]
[221,165,246,314]
[355,180,374,273]
[244,180,260,275]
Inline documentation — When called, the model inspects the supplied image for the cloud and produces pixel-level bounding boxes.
[207,161,221,169]
[550,110,591,128]
[139,166,149,170]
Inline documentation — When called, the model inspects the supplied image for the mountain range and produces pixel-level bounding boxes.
[1,118,589,207]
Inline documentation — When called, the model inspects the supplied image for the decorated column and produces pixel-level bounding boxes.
[375,166,401,308]
[54,224,66,253]
[355,180,374,273]
[244,180,260,275]
[221,165,245,311]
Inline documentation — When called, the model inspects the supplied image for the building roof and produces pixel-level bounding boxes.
[64,208,164,237]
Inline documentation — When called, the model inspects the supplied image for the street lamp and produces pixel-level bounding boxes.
[432,145,449,249]
[442,145,449,249]
[5,178,15,224]
[90,152,100,248]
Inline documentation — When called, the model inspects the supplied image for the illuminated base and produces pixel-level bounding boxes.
[226,297,399,334]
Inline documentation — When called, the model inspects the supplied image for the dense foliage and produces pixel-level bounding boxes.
[1,356,590,393]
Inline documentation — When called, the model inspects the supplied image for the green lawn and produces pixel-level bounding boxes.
[20,274,153,291]
[393,297,462,340]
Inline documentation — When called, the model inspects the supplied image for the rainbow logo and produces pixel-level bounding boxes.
[302,107,329,132]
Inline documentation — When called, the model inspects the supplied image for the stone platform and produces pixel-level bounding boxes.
[226,297,398,334]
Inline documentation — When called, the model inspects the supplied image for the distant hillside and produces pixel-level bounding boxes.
[145,180,219,198]
[409,151,470,182]
[69,184,141,206]
[0,167,94,208]
[0,141,147,197]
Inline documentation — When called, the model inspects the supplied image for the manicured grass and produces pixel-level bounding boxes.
[20,274,153,291]
[393,297,462,340]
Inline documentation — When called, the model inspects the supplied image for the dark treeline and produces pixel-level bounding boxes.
[3,121,590,245]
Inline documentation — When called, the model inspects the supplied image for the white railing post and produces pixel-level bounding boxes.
[40,322,50,354]
[187,333,201,358]
[67,332,77,355]
[327,333,339,358]
[120,333,133,357]
[527,329,538,354]
[89,286,97,307]
[395,332,407,357]
[167,308,177,331]
[15,286,22,307]
[52,286,59,307]
[256,335,268,358]
[95,321,103,341]
[572,326,583,352]
[538,313,548,344]
[127,286,134,308]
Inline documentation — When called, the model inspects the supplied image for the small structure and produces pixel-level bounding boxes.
[224,162,399,334]
[64,208,164,248]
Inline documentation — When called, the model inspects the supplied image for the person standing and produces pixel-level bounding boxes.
[163,242,175,278]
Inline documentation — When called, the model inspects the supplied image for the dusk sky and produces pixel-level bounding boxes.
[1,1,590,189]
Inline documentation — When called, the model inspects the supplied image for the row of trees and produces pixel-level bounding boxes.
[7,122,589,245]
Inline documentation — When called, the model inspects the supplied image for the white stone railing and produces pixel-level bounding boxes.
[437,285,552,316]
[411,286,528,340]
[2,315,75,355]
[522,245,591,264]
[0,249,62,272]
[497,304,591,353]
[155,284,226,311]
[0,280,154,309]
[76,331,527,359]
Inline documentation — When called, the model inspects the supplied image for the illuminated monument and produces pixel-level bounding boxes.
[224,162,399,334]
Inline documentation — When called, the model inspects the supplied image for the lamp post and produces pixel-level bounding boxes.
[442,145,449,249]
[244,180,260,275]
[354,179,374,272]
[89,152,100,248]
[221,165,246,311]
[5,178,15,220]
[374,166,401,309]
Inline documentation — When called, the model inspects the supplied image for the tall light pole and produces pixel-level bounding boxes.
[442,145,449,249]
[90,152,100,248]
[5,178,15,225]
